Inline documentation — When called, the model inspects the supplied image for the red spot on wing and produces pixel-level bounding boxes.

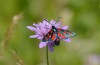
[58,28,60,29]
[58,32,66,39]
[65,30,72,35]
[64,31,67,33]
[50,30,52,33]
[51,34,56,41]
[56,38,60,41]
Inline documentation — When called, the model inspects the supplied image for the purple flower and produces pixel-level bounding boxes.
[27,20,71,52]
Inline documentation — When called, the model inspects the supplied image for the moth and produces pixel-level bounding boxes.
[42,19,75,46]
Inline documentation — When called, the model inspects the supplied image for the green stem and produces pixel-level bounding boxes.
[46,45,49,65]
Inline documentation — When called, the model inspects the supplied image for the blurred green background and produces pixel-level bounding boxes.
[0,0,100,65]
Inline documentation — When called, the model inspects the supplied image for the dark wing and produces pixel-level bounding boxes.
[54,38,60,46]
[57,29,76,39]
[64,30,76,37]
[42,29,56,42]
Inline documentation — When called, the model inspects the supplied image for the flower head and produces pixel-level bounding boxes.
[27,19,75,52]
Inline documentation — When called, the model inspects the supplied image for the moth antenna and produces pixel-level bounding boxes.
[44,19,54,26]
[57,17,62,22]
[44,19,49,22]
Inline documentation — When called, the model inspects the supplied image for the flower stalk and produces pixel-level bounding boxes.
[46,45,49,65]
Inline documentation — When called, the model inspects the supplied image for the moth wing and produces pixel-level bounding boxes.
[57,29,67,39]
[42,29,56,42]
[57,29,75,39]
[54,38,60,46]
[64,30,76,37]
[58,32,67,39]
[51,33,56,41]
[42,36,49,42]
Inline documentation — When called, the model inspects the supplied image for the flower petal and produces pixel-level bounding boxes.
[26,26,36,31]
[50,20,56,25]
[54,22,61,28]
[62,26,69,30]
[48,42,54,52]
[37,36,43,39]
[29,35,38,38]
[39,42,47,48]
[43,20,48,24]
[63,38,71,42]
